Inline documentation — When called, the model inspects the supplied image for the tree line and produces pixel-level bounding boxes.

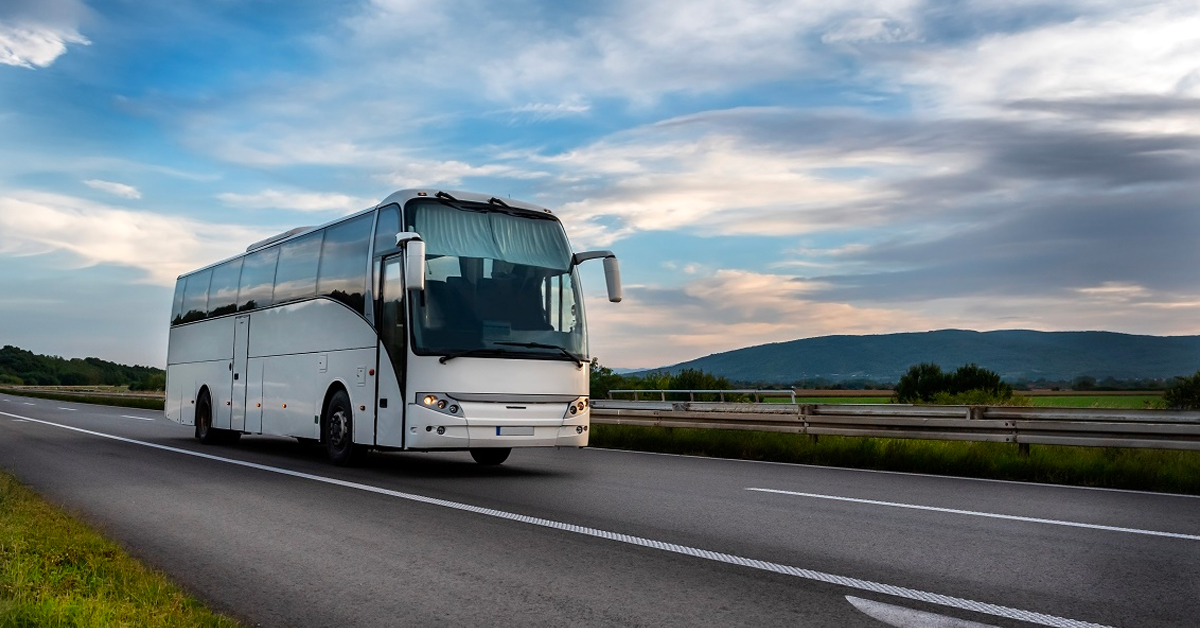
[0,345,165,390]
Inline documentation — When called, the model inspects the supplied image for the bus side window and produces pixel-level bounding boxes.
[318,214,372,314]
[208,259,243,317]
[373,204,400,255]
[170,279,186,325]
[238,247,278,312]
[180,270,212,324]
[273,231,323,304]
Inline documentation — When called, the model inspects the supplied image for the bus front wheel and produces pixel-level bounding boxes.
[470,448,511,466]
[324,389,364,466]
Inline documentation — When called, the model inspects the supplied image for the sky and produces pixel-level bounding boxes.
[1,0,1198,370]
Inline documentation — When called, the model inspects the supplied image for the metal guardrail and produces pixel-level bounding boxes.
[608,389,799,402]
[590,400,1200,451]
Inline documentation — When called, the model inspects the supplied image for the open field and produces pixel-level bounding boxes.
[0,471,243,627]
[0,387,165,410]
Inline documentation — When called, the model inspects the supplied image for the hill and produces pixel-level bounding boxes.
[641,330,1200,384]
[0,345,164,389]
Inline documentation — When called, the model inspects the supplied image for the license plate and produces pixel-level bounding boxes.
[496,426,534,436]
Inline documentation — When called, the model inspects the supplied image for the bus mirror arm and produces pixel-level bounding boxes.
[395,232,426,294]
[572,250,622,303]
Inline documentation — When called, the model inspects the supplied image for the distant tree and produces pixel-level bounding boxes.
[895,362,1013,404]
[893,363,947,403]
[1072,376,1096,391]
[0,374,22,385]
[1163,371,1200,410]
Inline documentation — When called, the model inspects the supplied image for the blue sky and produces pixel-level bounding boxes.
[2,0,1199,369]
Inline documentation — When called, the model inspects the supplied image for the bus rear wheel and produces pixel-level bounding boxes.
[470,448,511,466]
[324,389,364,466]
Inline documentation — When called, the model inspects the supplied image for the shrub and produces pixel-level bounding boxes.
[895,362,1012,404]
[1163,371,1200,410]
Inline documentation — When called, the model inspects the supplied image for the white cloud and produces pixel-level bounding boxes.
[901,3,1200,117]
[0,191,268,285]
[0,22,88,68]
[0,0,91,69]
[83,179,141,199]
[217,189,375,213]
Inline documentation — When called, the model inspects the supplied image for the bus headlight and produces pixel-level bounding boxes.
[563,396,589,419]
[417,393,463,417]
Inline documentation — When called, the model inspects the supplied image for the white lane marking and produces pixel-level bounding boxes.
[847,596,1002,628]
[119,414,155,421]
[11,419,27,423]
[1,411,1115,628]
[59,407,77,411]
[588,447,1200,499]
[22,402,35,405]
[747,488,1200,542]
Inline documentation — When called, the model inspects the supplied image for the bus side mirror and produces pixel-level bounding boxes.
[572,250,622,303]
[603,256,622,303]
[396,232,425,293]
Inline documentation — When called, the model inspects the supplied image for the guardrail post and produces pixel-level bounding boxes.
[1018,443,1030,457]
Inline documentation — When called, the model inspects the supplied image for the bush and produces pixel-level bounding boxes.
[0,374,22,385]
[1163,371,1200,410]
[895,362,1012,404]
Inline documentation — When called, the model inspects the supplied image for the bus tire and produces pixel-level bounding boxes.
[470,448,511,466]
[323,389,363,466]
[195,391,222,445]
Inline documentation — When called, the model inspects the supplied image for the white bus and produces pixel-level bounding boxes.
[165,189,621,465]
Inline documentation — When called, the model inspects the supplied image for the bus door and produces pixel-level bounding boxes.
[230,314,250,431]
[375,255,407,448]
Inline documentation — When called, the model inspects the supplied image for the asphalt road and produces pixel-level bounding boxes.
[1,392,1197,628]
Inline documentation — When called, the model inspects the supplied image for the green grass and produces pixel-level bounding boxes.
[0,389,165,411]
[590,424,1200,495]
[1021,395,1163,409]
[0,471,243,628]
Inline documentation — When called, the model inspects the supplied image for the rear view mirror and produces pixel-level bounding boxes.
[395,232,425,293]
[572,250,622,303]
[603,256,622,303]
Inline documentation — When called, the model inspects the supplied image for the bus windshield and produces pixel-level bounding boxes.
[405,200,588,362]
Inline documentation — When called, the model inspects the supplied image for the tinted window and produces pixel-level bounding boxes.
[180,270,211,324]
[238,247,278,311]
[318,214,372,313]
[272,231,322,304]
[170,279,186,325]
[373,204,400,255]
[208,259,243,317]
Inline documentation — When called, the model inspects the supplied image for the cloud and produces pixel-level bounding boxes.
[0,0,90,69]
[584,268,932,367]
[217,189,375,213]
[0,191,268,285]
[83,179,141,199]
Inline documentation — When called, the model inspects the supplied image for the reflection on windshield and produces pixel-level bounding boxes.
[406,201,588,361]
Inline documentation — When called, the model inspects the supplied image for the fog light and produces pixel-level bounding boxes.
[448,405,459,414]
[426,426,432,432]
[576,425,584,434]
[437,400,447,410]
[423,395,437,406]
[436,426,445,435]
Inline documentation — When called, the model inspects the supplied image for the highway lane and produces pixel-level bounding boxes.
[1,393,1197,627]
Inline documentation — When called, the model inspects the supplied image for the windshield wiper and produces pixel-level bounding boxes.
[438,347,517,364]
[493,341,587,367]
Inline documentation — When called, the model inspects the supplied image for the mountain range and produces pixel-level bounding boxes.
[638,330,1200,384]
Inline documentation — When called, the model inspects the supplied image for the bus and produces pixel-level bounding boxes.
[165,189,621,466]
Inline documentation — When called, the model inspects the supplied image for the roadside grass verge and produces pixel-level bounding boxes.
[590,424,1200,495]
[0,471,243,628]
[0,388,165,411]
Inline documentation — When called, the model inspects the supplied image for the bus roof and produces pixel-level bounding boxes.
[176,189,560,280]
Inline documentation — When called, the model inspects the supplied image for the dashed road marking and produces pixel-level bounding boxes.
[119,414,155,421]
[746,487,1200,542]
